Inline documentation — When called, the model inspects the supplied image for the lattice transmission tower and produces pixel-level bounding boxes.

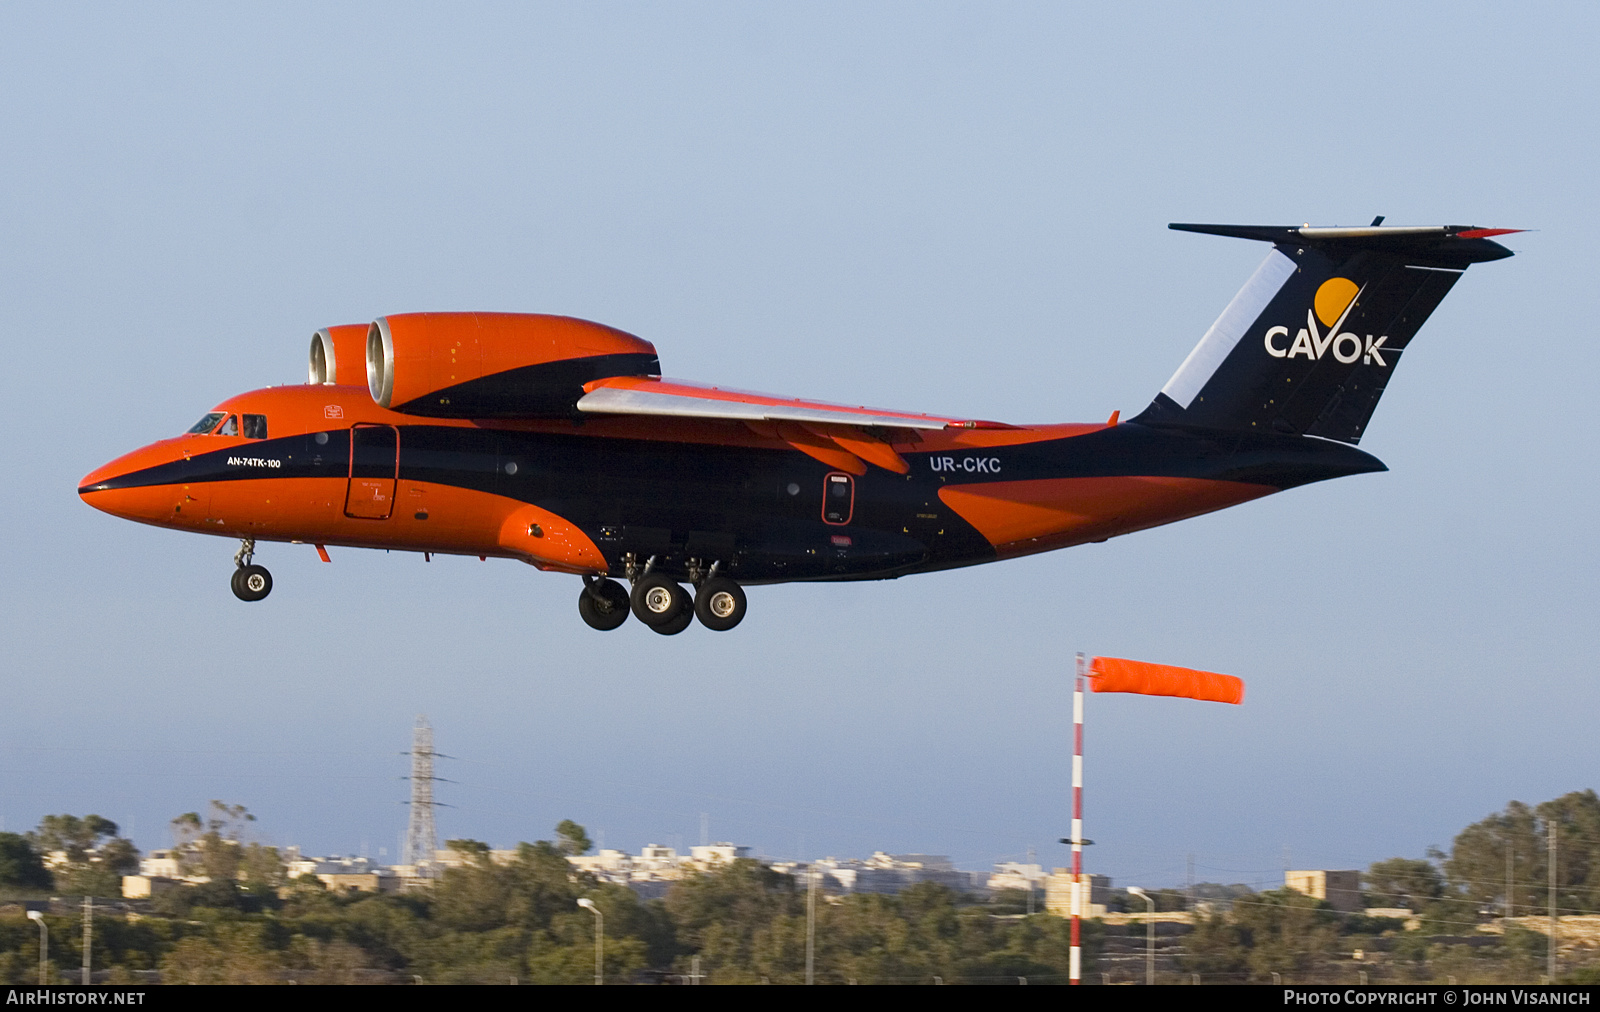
[402,715,442,870]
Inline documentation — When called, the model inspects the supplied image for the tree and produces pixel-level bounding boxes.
[1536,790,1600,916]
[1444,800,1541,916]
[555,820,592,857]
[240,843,286,890]
[0,833,51,891]
[664,859,802,981]
[1365,857,1445,912]
[1208,888,1339,982]
[171,801,258,882]
[28,814,139,896]
[1445,791,1600,917]
[445,839,491,865]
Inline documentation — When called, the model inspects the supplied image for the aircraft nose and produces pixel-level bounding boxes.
[78,440,192,523]
[78,458,135,517]
[79,462,117,497]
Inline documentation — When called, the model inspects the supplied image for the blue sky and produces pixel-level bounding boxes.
[2,2,1596,888]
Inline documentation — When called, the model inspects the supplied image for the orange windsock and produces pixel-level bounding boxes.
[1089,656,1244,705]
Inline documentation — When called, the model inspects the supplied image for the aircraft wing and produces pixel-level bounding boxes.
[577,376,960,429]
[576,376,1010,474]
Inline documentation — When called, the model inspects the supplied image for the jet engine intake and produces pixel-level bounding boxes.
[366,312,660,418]
[309,324,373,386]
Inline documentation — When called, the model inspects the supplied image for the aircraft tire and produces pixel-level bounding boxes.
[631,573,688,627]
[578,579,630,631]
[233,565,272,602]
[694,577,747,632]
[651,607,694,636]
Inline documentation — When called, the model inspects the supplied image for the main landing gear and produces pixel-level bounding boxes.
[230,539,272,602]
[575,558,748,634]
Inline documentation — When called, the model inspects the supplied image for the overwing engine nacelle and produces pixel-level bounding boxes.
[355,312,661,418]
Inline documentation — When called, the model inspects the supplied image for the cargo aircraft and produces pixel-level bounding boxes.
[79,222,1517,633]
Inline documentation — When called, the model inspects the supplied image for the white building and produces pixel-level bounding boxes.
[771,853,981,896]
[987,861,1047,893]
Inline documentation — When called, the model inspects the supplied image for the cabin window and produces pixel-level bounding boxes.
[217,415,239,436]
[185,412,225,435]
[822,472,854,525]
[242,414,268,439]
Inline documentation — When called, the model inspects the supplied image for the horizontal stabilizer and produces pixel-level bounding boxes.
[1169,222,1519,267]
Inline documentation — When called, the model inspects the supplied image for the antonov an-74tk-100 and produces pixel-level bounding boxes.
[80,222,1517,633]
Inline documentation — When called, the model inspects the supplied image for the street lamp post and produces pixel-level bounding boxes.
[576,898,603,985]
[806,862,817,985]
[1128,887,1156,985]
[26,910,47,985]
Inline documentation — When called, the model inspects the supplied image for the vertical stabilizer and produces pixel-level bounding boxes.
[1134,223,1516,443]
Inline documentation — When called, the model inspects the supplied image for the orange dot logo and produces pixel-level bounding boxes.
[1314,278,1359,327]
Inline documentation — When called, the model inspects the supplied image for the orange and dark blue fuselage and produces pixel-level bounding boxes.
[79,222,1518,631]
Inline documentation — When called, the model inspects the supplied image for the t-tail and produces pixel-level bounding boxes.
[1133,221,1519,443]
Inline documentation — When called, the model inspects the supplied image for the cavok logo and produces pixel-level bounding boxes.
[1263,277,1389,367]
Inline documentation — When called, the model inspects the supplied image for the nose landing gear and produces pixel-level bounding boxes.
[230,539,272,602]
[578,576,630,631]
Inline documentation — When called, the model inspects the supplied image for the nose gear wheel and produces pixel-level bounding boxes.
[578,576,630,631]
[231,564,272,602]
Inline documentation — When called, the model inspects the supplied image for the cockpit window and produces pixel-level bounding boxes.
[218,415,239,437]
[242,414,268,439]
[186,412,225,435]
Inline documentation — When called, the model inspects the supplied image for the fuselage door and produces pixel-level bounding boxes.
[823,472,854,525]
[345,424,398,520]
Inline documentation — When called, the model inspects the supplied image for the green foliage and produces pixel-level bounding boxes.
[26,814,139,897]
[986,888,1030,915]
[664,857,799,979]
[1182,909,1251,979]
[1365,857,1444,913]
[1501,923,1548,959]
[1536,790,1600,915]
[0,834,51,892]
[1152,887,1187,912]
[1181,888,1338,982]
[1340,913,1408,935]
[170,801,270,886]
[1444,791,1600,917]
[5,798,1597,984]
[555,821,592,857]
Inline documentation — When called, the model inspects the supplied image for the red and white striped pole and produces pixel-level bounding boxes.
[1070,651,1086,984]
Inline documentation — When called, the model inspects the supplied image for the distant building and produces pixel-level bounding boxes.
[120,876,179,900]
[138,851,183,879]
[564,843,755,900]
[987,862,1047,893]
[1044,871,1110,918]
[285,855,405,894]
[689,844,750,867]
[123,848,193,898]
[567,849,632,875]
[431,847,518,869]
[1285,870,1362,912]
[768,852,979,896]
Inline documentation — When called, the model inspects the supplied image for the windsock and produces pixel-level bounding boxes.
[1089,656,1244,705]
